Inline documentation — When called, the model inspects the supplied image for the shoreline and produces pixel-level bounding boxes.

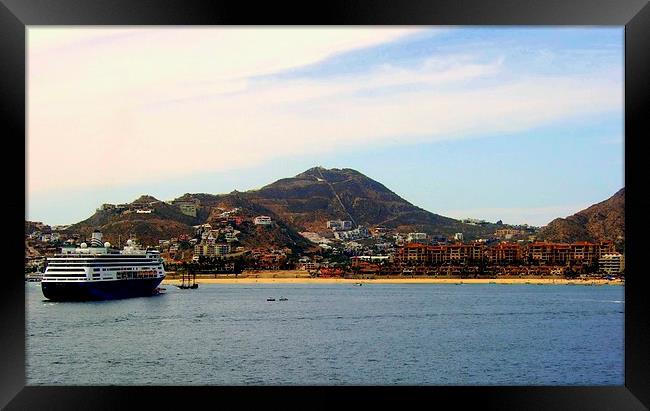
[162,274,623,286]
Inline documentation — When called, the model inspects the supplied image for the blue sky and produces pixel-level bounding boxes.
[27,27,623,227]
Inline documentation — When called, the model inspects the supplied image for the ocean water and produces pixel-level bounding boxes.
[26,282,624,385]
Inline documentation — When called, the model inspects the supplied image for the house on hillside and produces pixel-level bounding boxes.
[254,216,273,225]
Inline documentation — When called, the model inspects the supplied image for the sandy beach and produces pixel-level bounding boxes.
[162,270,623,286]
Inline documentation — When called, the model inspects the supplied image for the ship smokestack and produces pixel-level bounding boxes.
[90,230,103,247]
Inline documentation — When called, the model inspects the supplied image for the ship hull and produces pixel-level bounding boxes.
[41,277,165,301]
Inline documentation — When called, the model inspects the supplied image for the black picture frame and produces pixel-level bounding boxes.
[2,0,649,409]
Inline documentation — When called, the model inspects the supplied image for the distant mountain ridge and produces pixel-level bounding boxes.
[537,188,624,248]
[43,167,625,249]
[243,167,496,236]
[58,167,625,251]
[66,166,500,247]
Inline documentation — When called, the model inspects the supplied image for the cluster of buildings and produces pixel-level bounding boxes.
[99,197,200,217]
[99,199,163,215]
[326,220,353,230]
[26,223,79,253]
[27,231,62,242]
[249,248,292,270]
[190,222,241,261]
[194,223,240,242]
[393,241,624,274]
[324,219,371,240]
[392,232,454,246]
[494,228,526,240]
[334,226,370,240]
[104,194,267,219]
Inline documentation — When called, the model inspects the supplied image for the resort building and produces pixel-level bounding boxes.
[525,241,613,266]
[393,240,616,268]
[599,253,625,274]
[485,242,523,264]
[215,243,232,256]
[193,243,233,261]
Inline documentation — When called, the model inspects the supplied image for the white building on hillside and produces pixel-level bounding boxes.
[407,232,428,243]
[254,216,273,225]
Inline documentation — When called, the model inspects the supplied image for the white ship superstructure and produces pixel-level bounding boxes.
[42,231,165,300]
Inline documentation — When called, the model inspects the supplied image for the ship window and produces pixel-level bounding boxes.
[93,268,100,272]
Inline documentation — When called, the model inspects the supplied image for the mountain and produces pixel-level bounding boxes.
[25,220,50,235]
[67,195,198,246]
[65,166,503,248]
[177,191,313,251]
[243,167,497,237]
[537,188,624,248]
[67,191,312,251]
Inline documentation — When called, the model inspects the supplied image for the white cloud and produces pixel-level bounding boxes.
[27,28,622,196]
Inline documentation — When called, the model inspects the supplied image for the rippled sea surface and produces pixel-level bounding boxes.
[26,282,624,385]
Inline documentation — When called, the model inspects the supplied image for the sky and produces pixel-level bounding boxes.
[27,27,624,227]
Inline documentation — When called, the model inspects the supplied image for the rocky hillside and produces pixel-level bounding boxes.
[243,167,497,237]
[67,195,197,246]
[25,220,50,235]
[176,191,312,251]
[67,192,312,250]
[65,166,505,248]
[537,188,624,248]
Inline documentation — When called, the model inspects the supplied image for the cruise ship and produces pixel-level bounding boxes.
[42,231,165,301]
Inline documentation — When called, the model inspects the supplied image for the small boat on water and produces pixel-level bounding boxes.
[279,297,288,301]
[152,287,166,295]
[267,297,276,301]
[176,283,199,289]
[176,271,198,289]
